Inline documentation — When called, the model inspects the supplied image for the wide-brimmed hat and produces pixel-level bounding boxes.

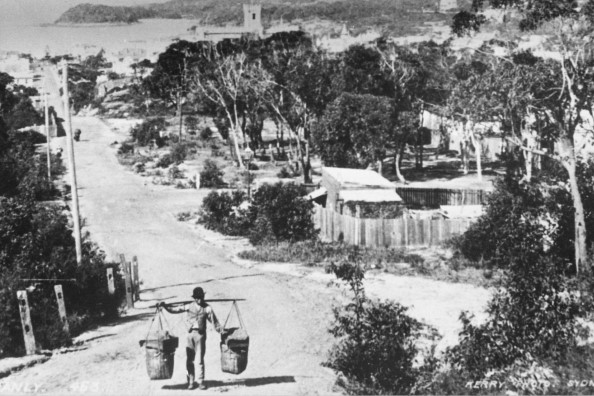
[192,287,205,299]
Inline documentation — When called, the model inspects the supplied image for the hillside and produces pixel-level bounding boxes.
[54,3,158,24]
[56,0,468,35]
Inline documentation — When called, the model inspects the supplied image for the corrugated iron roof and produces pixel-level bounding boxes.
[339,189,402,203]
[323,167,395,189]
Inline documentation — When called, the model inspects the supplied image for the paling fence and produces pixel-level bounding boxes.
[313,204,473,248]
[395,187,489,208]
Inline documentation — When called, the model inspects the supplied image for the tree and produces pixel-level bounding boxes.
[452,1,594,272]
[376,40,454,181]
[261,36,340,183]
[190,52,269,169]
[144,41,203,140]
[315,93,394,170]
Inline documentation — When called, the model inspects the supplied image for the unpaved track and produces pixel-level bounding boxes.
[5,112,491,395]
[6,117,339,395]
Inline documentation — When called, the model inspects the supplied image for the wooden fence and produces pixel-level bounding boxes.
[395,187,489,208]
[313,205,473,248]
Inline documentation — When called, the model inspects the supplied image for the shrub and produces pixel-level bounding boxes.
[169,143,187,164]
[248,182,317,244]
[168,165,184,180]
[446,253,589,378]
[200,126,213,140]
[185,116,199,135]
[130,118,166,147]
[0,197,125,356]
[200,159,225,187]
[133,162,145,173]
[156,154,173,168]
[198,190,252,236]
[451,174,574,268]
[117,142,134,155]
[324,258,439,395]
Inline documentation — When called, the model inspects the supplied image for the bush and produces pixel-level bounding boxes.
[451,174,574,268]
[117,142,134,155]
[0,198,125,356]
[324,258,439,395]
[169,142,187,164]
[248,183,318,244]
[200,126,213,140]
[200,159,225,187]
[168,165,184,180]
[130,118,166,147]
[185,116,199,135]
[198,190,252,236]
[446,253,589,378]
[156,154,173,168]
[133,162,145,173]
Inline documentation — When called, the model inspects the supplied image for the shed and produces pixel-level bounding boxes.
[320,167,401,217]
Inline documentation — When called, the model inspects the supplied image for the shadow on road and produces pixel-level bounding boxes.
[103,312,154,327]
[142,273,265,294]
[161,376,296,390]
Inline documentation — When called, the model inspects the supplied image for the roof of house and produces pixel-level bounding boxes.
[339,189,402,203]
[323,167,395,189]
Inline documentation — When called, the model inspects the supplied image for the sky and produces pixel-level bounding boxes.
[0,0,170,25]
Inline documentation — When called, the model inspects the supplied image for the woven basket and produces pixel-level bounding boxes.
[143,309,178,380]
[220,302,249,375]
[220,342,248,375]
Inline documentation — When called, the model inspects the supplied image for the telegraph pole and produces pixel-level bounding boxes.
[43,81,51,181]
[61,61,82,265]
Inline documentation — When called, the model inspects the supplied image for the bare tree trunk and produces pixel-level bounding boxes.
[460,140,470,175]
[394,145,406,183]
[470,133,482,182]
[559,137,588,273]
[302,139,312,184]
[178,89,183,141]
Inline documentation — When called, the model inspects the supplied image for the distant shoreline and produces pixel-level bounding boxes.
[46,22,140,28]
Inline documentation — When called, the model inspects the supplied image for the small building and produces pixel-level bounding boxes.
[313,167,402,217]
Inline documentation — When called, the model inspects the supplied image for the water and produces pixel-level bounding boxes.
[0,19,200,59]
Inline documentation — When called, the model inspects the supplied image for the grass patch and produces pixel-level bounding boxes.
[239,241,503,287]
[238,240,424,267]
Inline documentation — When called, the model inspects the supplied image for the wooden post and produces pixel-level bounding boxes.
[17,291,36,355]
[106,267,115,295]
[43,85,51,181]
[132,256,140,301]
[53,285,70,336]
[119,254,134,309]
[61,61,82,265]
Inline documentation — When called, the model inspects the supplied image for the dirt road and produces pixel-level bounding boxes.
[3,116,491,395]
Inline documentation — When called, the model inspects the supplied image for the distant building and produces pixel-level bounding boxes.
[193,3,299,42]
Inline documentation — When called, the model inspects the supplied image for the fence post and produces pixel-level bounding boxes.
[106,267,115,295]
[53,285,70,337]
[16,290,36,355]
[132,256,140,301]
[119,254,134,309]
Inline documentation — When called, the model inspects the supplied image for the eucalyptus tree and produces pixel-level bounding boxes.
[190,51,271,169]
[258,32,340,183]
[315,92,394,170]
[452,0,594,272]
[376,40,454,181]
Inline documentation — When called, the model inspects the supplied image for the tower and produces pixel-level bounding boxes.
[243,4,263,35]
